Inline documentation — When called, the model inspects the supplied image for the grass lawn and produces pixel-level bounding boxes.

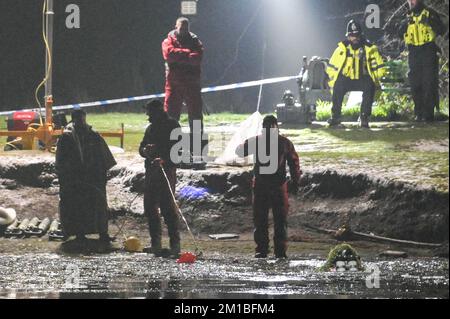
[283,124,449,192]
[87,112,255,153]
[0,112,253,152]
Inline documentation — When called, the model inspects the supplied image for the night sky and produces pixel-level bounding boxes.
[0,0,385,113]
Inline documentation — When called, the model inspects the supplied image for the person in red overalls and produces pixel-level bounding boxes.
[236,116,302,259]
[162,17,205,158]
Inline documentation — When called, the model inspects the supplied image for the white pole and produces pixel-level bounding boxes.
[44,0,54,100]
[256,4,266,114]
[44,0,54,125]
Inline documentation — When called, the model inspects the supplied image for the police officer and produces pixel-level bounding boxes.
[327,20,387,128]
[399,0,446,122]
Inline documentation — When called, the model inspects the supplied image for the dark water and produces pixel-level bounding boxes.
[0,253,448,299]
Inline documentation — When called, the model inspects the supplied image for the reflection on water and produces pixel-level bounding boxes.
[0,253,448,299]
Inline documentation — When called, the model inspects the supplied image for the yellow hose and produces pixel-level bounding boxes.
[34,0,53,126]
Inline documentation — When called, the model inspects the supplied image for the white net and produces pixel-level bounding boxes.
[215,111,263,166]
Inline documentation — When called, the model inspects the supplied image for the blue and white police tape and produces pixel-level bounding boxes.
[0,75,299,116]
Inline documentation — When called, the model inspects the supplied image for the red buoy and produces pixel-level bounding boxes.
[176,252,197,264]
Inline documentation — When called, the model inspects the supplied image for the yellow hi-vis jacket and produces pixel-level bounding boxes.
[327,41,387,89]
[404,9,436,46]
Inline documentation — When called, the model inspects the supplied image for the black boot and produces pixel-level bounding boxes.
[169,242,181,259]
[99,233,115,243]
[424,114,435,123]
[255,252,268,259]
[414,115,425,123]
[74,234,87,242]
[143,245,163,256]
[327,117,341,127]
[275,252,288,259]
[359,115,370,129]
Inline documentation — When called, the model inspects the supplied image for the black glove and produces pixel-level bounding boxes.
[288,180,299,195]
[420,15,430,26]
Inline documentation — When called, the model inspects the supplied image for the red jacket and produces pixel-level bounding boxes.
[162,30,204,84]
[236,134,302,187]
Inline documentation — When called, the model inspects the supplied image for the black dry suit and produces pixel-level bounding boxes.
[56,123,116,236]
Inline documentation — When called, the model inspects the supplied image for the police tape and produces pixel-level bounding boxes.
[0,75,299,116]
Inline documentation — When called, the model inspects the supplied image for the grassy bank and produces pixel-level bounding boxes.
[1,112,448,191]
[285,123,449,192]
[316,95,449,122]
[0,112,253,153]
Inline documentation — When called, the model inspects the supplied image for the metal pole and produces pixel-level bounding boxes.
[44,0,54,125]
[256,4,266,114]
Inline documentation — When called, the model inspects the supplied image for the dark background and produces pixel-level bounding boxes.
[0,0,386,113]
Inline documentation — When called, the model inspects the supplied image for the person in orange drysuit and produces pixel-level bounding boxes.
[236,116,302,259]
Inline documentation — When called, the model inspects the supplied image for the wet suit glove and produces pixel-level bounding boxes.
[288,180,299,195]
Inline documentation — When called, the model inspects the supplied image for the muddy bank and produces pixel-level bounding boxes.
[110,164,448,243]
[0,155,448,244]
[0,155,56,188]
[296,171,449,243]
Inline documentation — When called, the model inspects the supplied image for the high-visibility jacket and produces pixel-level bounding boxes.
[327,40,387,88]
[404,8,436,47]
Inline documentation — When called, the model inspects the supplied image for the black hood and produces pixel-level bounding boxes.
[343,36,368,49]
[170,30,198,44]
[411,2,425,14]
